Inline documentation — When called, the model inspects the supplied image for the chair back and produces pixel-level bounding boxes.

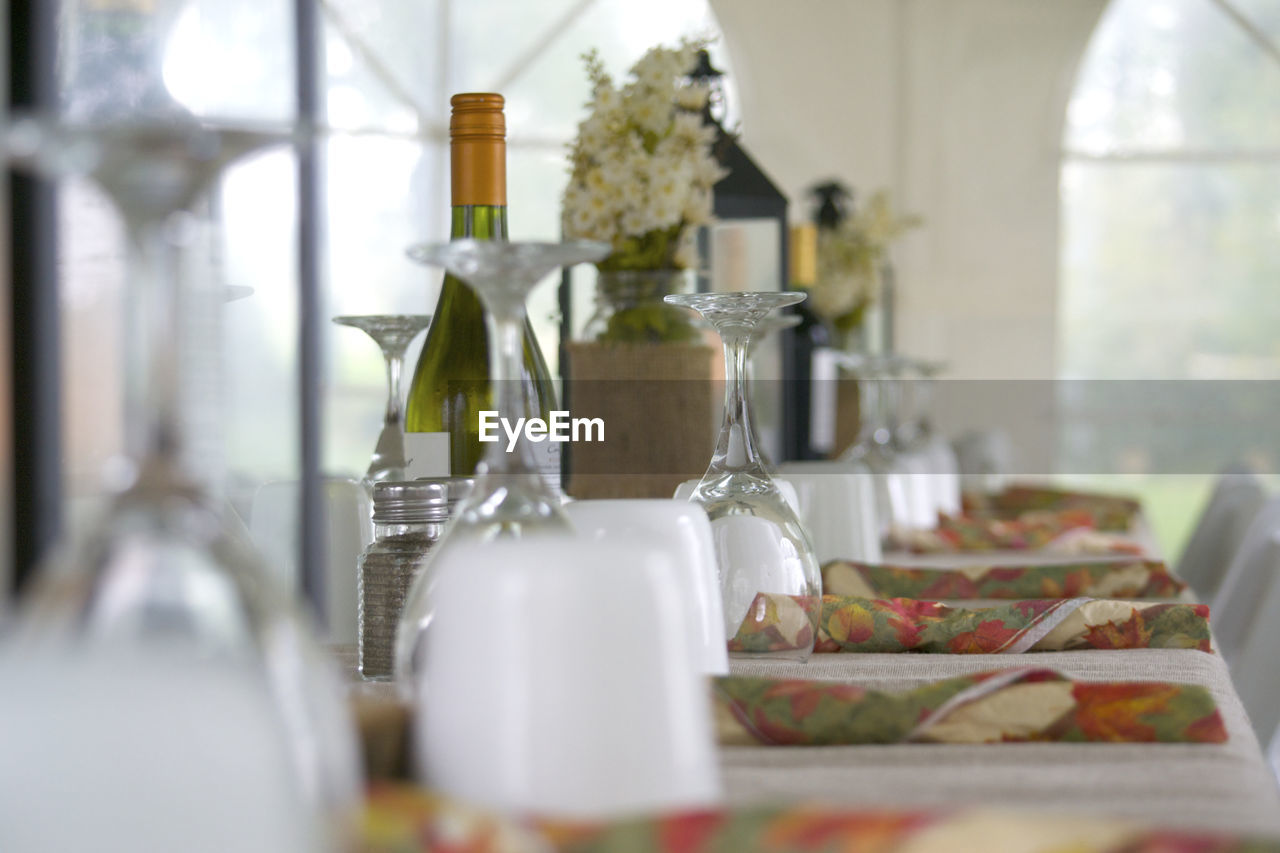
[1177,471,1267,602]
[1220,529,1280,744]
[1211,495,1280,665]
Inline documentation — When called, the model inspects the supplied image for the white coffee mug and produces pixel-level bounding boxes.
[565,500,728,675]
[415,537,721,819]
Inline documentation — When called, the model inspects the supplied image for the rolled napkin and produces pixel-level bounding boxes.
[822,559,1187,600]
[360,786,1272,853]
[892,511,1145,554]
[964,485,1142,532]
[729,594,1211,655]
[713,667,1227,746]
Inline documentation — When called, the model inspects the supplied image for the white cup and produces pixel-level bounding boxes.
[897,449,940,531]
[250,478,372,643]
[952,429,1015,494]
[565,500,728,675]
[415,537,721,820]
[775,460,882,564]
[924,435,963,517]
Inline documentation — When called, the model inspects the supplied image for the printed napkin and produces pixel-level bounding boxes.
[713,667,1227,746]
[728,594,1211,655]
[964,485,1143,532]
[361,785,1271,853]
[821,559,1187,600]
[891,511,1145,554]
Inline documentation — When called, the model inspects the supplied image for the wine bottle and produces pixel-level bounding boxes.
[403,93,560,488]
[785,223,836,458]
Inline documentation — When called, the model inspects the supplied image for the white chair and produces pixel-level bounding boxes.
[1269,717,1280,786]
[1176,470,1268,603]
[1218,528,1280,745]
[1211,496,1280,667]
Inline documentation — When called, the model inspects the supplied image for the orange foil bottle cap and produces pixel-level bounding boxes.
[449,93,506,139]
[450,93,506,205]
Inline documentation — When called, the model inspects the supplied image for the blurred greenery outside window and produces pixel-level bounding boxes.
[1059,0,1280,556]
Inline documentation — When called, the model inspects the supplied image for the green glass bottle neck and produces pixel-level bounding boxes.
[450,205,508,241]
[436,205,508,318]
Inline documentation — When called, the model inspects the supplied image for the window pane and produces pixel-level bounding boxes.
[1066,0,1280,153]
[323,134,440,477]
[322,3,440,134]
[1060,161,1280,379]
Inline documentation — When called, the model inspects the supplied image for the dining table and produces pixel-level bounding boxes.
[343,503,1280,844]
[719,516,1280,836]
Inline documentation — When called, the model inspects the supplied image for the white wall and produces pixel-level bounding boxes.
[711,0,1106,469]
[711,0,1105,379]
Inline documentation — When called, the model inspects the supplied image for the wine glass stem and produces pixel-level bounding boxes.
[712,330,762,473]
[481,300,540,478]
[858,377,879,447]
[383,350,404,426]
[124,219,183,465]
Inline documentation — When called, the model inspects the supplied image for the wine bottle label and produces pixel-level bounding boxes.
[530,435,562,494]
[403,432,450,480]
[810,348,839,454]
[403,430,561,490]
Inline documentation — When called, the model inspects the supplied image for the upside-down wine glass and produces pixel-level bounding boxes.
[894,356,961,521]
[3,0,360,841]
[333,314,432,483]
[6,119,361,828]
[394,239,609,679]
[748,312,801,363]
[664,291,822,661]
[839,352,919,538]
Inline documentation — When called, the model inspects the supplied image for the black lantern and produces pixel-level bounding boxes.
[688,50,802,462]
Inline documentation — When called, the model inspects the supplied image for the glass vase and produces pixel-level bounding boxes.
[581,269,699,344]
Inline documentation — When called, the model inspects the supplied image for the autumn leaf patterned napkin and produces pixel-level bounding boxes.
[712,668,1227,746]
[891,510,1146,554]
[821,559,1187,600]
[361,785,1277,853]
[728,594,1211,656]
[964,485,1143,532]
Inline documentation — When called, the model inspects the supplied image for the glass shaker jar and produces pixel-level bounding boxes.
[358,480,449,680]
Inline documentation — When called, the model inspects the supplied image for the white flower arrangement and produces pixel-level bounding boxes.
[809,189,921,330]
[562,39,728,271]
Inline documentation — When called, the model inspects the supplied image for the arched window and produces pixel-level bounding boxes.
[1061,0,1280,381]
[1058,0,1280,550]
